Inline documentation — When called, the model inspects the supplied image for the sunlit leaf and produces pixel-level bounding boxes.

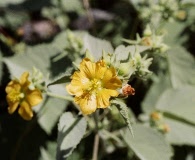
[112,99,134,137]
[156,86,195,125]
[142,74,171,113]
[0,0,24,6]
[164,117,195,145]
[83,33,114,60]
[164,22,186,46]
[47,73,71,86]
[123,124,173,160]
[57,112,87,159]
[167,47,195,88]
[37,97,69,135]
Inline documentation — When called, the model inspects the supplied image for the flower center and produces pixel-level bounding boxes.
[88,79,102,93]
[9,90,24,102]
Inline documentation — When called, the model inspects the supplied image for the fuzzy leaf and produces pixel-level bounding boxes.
[57,112,87,160]
[167,47,195,88]
[3,32,70,79]
[164,117,195,145]
[37,97,69,135]
[123,124,173,160]
[83,33,114,60]
[0,0,24,6]
[156,86,195,125]
[3,44,58,78]
[39,141,57,160]
[164,22,186,46]
[142,74,171,113]
[48,73,71,86]
[112,100,134,137]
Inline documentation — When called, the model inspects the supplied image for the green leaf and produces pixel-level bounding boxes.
[57,112,87,159]
[164,22,187,46]
[114,45,149,62]
[3,32,70,79]
[39,141,57,160]
[0,11,28,29]
[164,117,195,146]
[83,33,114,60]
[37,97,69,135]
[48,73,71,86]
[0,0,24,6]
[181,0,195,5]
[3,44,58,78]
[142,74,171,113]
[123,124,173,160]
[59,0,83,12]
[156,86,195,125]
[112,100,134,137]
[167,47,195,88]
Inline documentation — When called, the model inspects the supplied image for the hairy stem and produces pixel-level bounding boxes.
[46,92,73,101]
[92,133,100,160]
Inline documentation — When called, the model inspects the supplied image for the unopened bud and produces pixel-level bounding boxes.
[122,84,135,96]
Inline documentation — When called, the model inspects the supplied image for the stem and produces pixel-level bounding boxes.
[92,111,100,160]
[83,0,94,26]
[46,92,73,101]
[130,16,139,39]
[92,133,100,160]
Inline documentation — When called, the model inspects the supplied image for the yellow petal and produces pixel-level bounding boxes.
[20,72,29,85]
[8,102,19,114]
[5,81,21,94]
[97,89,118,108]
[26,89,43,106]
[102,67,116,83]
[95,61,107,79]
[75,93,97,115]
[71,71,90,90]
[18,101,33,120]
[103,77,122,90]
[80,58,96,79]
[66,84,83,96]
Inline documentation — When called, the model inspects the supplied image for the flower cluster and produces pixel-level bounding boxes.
[5,72,43,120]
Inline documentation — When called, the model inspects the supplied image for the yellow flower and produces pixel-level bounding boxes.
[5,72,43,120]
[66,58,122,115]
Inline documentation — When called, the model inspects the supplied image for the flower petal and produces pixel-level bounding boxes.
[5,81,21,94]
[97,89,118,108]
[71,71,90,91]
[8,102,19,114]
[20,72,29,85]
[26,89,43,106]
[66,84,83,96]
[104,77,122,90]
[18,101,33,120]
[95,60,107,79]
[80,58,96,79]
[75,93,97,115]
